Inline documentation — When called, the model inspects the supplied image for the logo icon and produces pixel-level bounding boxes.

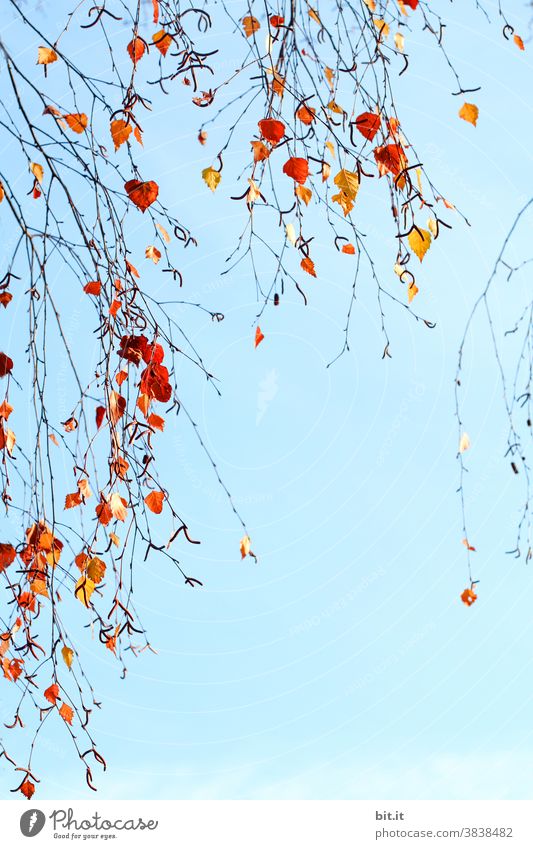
[20,809,46,837]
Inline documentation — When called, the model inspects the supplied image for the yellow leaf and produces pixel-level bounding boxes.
[202,166,221,192]
[407,281,419,303]
[459,432,471,453]
[394,32,405,51]
[295,185,312,206]
[373,18,390,38]
[74,575,96,607]
[332,192,354,217]
[37,46,58,65]
[30,162,44,185]
[327,100,344,115]
[325,140,335,159]
[324,66,334,89]
[333,169,359,201]
[62,645,74,669]
[458,102,479,127]
[408,227,431,262]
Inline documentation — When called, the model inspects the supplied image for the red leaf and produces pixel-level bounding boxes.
[95,406,106,429]
[0,543,16,573]
[118,334,148,365]
[84,281,101,296]
[255,326,264,348]
[258,118,285,144]
[0,353,13,378]
[270,15,284,26]
[283,157,309,184]
[374,143,408,177]
[355,111,381,141]
[124,179,159,212]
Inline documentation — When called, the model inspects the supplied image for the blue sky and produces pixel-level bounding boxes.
[1,0,533,800]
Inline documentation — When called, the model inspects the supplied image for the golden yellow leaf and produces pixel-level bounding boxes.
[394,32,405,51]
[333,169,359,201]
[407,281,419,303]
[110,119,132,151]
[74,575,96,607]
[62,645,74,669]
[332,192,354,217]
[373,18,390,38]
[87,556,106,584]
[308,7,321,24]
[325,140,335,159]
[30,162,44,184]
[458,102,479,127]
[202,166,221,192]
[408,227,431,262]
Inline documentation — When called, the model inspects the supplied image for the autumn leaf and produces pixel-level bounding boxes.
[0,543,16,573]
[242,15,260,37]
[95,406,106,429]
[283,157,309,184]
[296,104,316,125]
[202,166,221,192]
[0,400,13,420]
[462,538,476,552]
[0,292,11,309]
[153,29,172,56]
[374,143,407,177]
[301,256,317,277]
[83,280,101,296]
[514,33,525,51]
[394,32,405,51]
[0,353,14,378]
[108,391,126,424]
[295,184,312,206]
[59,702,74,725]
[251,141,270,163]
[258,118,285,144]
[125,179,159,212]
[87,556,106,583]
[341,243,356,255]
[44,683,59,705]
[144,490,165,514]
[62,645,74,670]
[334,169,359,201]
[65,492,82,510]
[146,245,161,264]
[110,119,132,151]
[254,326,264,348]
[373,18,390,38]
[78,478,92,500]
[148,413,165,431]
[74,575,96,607]
[109,492,128,521]
[240,534,251,558]
[354,111,381,141]
[459,432,471,453]
[37,46,58,65]
[20,779,35,800]
[155,222,171,243]
[270,15,284,26]
[408,227,431,262]
[127,37,146,63]
[308,7,321,24]
[62,416,77,432]
[285,222,296,246]
[458,102,479,127]
[64,113,88,134]
[407,281,419,303]
[30,162,44,184]
[461,587,477,607]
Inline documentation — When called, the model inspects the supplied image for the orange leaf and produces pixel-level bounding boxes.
[59,702,74,725]
[242,15,260,37]
[37,46,58,65]
[283,157,309,184]
[255,326,264,348]
[0,400,13,419]
[65,492,82,510]
[20,779,35,800]
[148,413,165,431]
[153,29,172,56]
[251,141,270,162]
[44,683,59,705]
[295,184,312,206]
[270,15,284,26]
[296,104,316,125]
[240,534,251,558]
[64,113,87,134]
[301,256,317,277]
[127,37,146,63]
[461,587,477,607]
[144,490,165,514]
[514,33,525,50]
[374,143,408,177]
[83,280,101,296]
[354,111,381,141]
[125,179,159,212]
[0,292,12,308]
[458,102,479,127]
[341,243,356,254]
[258,118,285,144]
[146,245,161,264]
[110,119,132,151]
